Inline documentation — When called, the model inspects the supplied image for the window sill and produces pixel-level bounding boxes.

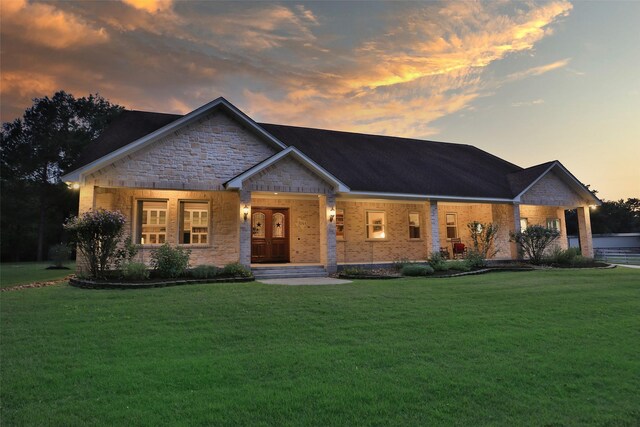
[408,239,423,242]
[365,239,389,242]
[178,244,212,249]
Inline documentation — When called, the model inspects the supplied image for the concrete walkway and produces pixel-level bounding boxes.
[258,277,352,286]
[612,264,640,269]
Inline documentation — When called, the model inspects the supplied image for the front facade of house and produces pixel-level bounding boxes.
[63,98,600,274]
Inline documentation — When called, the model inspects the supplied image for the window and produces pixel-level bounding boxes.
[446,213,458,239]
[180,201,209,244]
[546,218,561,231]
[409,212,420,239]
[366,211,386,239]
[520,218,528,231]
[336,209,345,239]
[138,200,167,245]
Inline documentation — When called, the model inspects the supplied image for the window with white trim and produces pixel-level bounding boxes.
[520,218,529,231]
[546,218,561,231]
[409,212,421,239]
[138,200,167,245]
[366,211,386,239]
[336,209,345,239]
[446,213,458,239]
[180,201,209,244]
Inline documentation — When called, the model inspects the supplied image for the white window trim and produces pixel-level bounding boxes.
[336,208,345,240]
[178,200,211,246]
[546,217,561,231]
[408,211,421,240]
[135,199,169,246]
[445,212,458,240]
[366,210,387,240]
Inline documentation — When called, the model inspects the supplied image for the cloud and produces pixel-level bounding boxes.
[506,59,571,82]
[0,0,109,49]
[512,99,545,107]
[121,0,173,14]
[1,0,573,135]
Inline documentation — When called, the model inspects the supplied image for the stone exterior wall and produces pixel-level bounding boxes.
[251,197,321,263]
[85,110,278,190]
[245,156,334,194]
[520,170,587,207]
[335,200,429,263]
[93,187,240,267]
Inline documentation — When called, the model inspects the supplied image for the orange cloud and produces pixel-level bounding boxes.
[121,0,173,14]
[1,0,109,49]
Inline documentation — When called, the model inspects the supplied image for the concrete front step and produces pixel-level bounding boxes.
[252,265,327,279]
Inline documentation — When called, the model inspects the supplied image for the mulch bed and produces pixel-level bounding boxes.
[69,276,254,289]
[1,275,74,292]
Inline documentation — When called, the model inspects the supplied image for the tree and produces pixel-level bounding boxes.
[565,198,640,235]
[466,221,499,259]
[1,91,123,261]
[510,225,560,265]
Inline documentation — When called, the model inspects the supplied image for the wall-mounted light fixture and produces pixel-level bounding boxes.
[589,205,597,210]
[66,182,80,190]
[243,205,250,222]
[329,207,335,223]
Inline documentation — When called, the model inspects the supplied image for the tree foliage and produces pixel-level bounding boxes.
[565,198,640,235]
[1,91,123,261]
[510,225,560,265]
[466,221,499,259]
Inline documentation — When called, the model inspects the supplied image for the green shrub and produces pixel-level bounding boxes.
[192,264,220,279]
[114,238,140,270]
[401,264,435,276]
[467,221,499,258]
[448,260,471,272]
[427,252,449,271]
[121,262,149,281]
[48,243,71,268]
[510,225,560,264]
[392,257,412,271]
[64,209,126,278]
[545,247,580,265]
[222,262,252,278]
[150,244,191,278]
[465,250,486,269]
[571,255,592,267]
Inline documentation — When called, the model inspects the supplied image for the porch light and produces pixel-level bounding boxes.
[243,205,250,222]
[329,207,335,223]
[66,182,80,190]
[589,205,597,210]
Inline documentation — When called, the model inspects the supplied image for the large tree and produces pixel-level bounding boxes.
[565,198,640,235]
[1,91,123,261]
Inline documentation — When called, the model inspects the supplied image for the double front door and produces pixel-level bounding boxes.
[251,208,290,263]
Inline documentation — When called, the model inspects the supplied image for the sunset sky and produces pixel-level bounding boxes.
[1,0,638,200]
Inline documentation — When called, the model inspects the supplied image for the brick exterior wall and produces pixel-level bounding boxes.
[85,110,277,190]
[245,156,334,194]
[335,200,429,263]
[92,187,240,267]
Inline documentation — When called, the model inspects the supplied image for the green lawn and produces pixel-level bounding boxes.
[1,269,639,426]
[1,262,76,288]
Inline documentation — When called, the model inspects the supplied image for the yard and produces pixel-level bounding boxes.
[1,268,639,426]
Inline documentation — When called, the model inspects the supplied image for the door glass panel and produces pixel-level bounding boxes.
[272,212,285,238]
[252,212,265,238]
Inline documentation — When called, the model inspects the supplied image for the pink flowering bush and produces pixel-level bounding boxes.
[64,209,126,278]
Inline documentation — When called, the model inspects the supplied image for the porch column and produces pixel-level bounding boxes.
[319,192,337,274]
[239,189,252,268]
[576,205,594,257]
[512,203,522,259]
[429,200,440,255]
[76,184,96,274]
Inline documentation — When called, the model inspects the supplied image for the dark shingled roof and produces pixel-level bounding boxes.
[71,109,549,199]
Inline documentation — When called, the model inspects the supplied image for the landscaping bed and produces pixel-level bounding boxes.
[69,275,254,289]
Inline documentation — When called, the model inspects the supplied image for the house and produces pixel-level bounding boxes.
[62,97,600,275]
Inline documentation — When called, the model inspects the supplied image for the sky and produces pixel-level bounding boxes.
[1,0,638,200]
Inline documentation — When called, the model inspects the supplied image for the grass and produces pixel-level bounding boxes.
[1,268,639,426]
[0,261,76,288]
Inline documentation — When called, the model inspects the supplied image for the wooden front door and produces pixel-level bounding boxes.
[251,208,290,263]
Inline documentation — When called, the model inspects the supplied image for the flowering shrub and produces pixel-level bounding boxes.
[64,209,126,278]
[150,244,191,278]
[510,225,560,265]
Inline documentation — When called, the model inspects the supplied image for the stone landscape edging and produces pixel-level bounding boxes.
[69,276,254,290]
